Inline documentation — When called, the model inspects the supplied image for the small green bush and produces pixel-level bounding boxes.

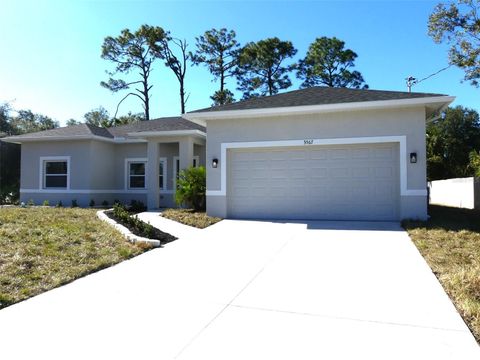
[112,203,154,238]
[89,199,95,207]
[71,199,78,208]
[27,199,35,206]
[102,200,109,207]
[175,166,206,211]
[56,201,63,208]
[42,200,49,206]
[129,200,146,213]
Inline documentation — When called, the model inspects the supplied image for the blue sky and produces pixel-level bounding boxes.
[0,0,477,125]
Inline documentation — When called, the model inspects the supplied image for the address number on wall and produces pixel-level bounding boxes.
[304,139,314,145]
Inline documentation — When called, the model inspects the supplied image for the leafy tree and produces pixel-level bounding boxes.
[469,150,480,176]
[297,37,368,89]
[429,0,480,86]
[0,103,13,136]
[161,37,190,114]
[191,28,240,105]
[175,166,206,211]
[113,111,144,126]
[66,118,82,126]
[10,110,58,134]
[427,106,480,180]
[101,24,167,120]
[236,37,297,99]
[84,106,111,127]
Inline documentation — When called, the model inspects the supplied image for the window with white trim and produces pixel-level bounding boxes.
[43,159,69,188]
[159,158,167,190]
[128,161,146,189]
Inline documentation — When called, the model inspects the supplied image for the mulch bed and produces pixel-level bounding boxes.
[104,211,177,244]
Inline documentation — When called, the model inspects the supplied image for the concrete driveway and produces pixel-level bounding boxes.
[0,218,478,359]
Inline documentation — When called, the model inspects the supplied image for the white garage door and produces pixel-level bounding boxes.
[227,143,400,221]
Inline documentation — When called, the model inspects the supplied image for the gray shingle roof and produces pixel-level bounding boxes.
[108,116,205,137]
[3,117,205,142]
[191,86,447,113]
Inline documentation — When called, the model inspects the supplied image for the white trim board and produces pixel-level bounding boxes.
[21,189,149,194]
[206,136,427,197]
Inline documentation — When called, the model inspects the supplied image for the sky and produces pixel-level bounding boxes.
[0,0,477,126]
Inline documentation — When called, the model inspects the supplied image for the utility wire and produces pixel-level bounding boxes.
[406,64,453,92]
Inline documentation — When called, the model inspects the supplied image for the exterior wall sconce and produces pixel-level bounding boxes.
[212,158,218,168]
[410,152,417,163]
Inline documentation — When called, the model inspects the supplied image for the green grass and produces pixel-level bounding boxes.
[0,207,150,309]
[403,205,480,343]
[162,208,222,229]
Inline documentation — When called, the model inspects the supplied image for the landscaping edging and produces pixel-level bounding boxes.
[97,210,161,247]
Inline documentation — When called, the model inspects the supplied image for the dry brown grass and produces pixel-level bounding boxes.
[0,207,149,309]
[161,208,222,229]
[403,205,480,342]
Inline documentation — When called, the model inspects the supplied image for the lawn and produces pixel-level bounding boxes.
[161,208,222,229]
[403,205,480,343]
[0,207,150,309]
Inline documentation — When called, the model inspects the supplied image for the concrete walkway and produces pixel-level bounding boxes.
[0,218,478,359]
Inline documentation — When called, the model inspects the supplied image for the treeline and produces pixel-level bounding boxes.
[100,26,368,119]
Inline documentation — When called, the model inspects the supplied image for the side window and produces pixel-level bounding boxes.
[43,159,69,189]
[128,162,146,189]
[159,159,167,190]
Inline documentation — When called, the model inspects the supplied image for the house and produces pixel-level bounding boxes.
[3,87,454,221]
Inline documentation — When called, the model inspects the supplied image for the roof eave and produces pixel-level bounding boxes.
[184,96,456,126]
[0,135,115,144]
[126,129,206,138]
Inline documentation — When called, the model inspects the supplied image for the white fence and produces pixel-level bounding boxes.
[428,177,479,209]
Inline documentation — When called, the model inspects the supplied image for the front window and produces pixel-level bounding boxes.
[128,162,146,189]
[159,159,166,190]
[44,160,68,188]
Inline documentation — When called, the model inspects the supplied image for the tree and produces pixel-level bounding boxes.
[101,24,167,120]
[297,37,368,89]
[236,37,297,99]
[10,110,58,134]
[0,103,13,136]
[66,118,82,126]
[114,111,144,126]
[84,106,111,127]
[429,0,480,86]
[469,150,480,176]
[161,37,190,114]
[191,28,240,105]
[427,106,480,180]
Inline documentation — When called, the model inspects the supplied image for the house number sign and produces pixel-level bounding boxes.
[304,139,314,145]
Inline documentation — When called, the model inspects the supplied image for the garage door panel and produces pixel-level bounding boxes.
[228,143,399,221]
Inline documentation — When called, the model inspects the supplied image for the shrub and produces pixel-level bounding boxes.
[42,200,49,206]
[102,200,109,207]
[129,200,146,213]
[27,199,34,206]
[89,199,95,207]
[71,199,78,208]
[175,166,206,211]
[112,203,154,238]
[56,201,63,208]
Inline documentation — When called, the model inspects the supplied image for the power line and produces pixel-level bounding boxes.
[406,64,453,92]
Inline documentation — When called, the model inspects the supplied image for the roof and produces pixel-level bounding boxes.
[2,117,206,143]
[191,86,448,113]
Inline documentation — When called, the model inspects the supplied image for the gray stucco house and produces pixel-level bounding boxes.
[4,87,454,221]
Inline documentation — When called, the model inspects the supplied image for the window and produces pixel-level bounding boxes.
[128,161,146,189]
[159,158,167,190]
[193,156,200,168]
[41,157,69,189]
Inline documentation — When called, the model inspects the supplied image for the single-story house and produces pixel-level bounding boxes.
[3,87,454,221]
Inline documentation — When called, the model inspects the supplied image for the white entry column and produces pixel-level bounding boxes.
[179,137,194,173]
[146,140,159,209]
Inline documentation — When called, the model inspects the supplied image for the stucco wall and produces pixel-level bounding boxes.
[19,138,206,208]
[205,106,428,220]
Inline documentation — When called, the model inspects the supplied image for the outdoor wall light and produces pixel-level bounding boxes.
[212,158,218,168]
[410,152,417,164]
